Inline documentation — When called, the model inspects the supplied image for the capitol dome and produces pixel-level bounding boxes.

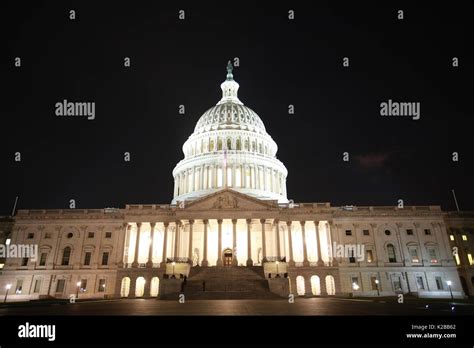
[172,62,288,204]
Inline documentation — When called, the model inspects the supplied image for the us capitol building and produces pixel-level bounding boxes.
[0,64,472,302]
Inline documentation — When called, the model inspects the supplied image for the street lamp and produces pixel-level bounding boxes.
[352,282,359,291]
[275,261,279,277]
[172,262,176,278]
[446,280,454,302]
[76,281,81,299]
[375,279,380,296]
[4,284,11,303]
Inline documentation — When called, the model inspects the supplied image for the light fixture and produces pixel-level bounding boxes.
[76,281,81,287]
[5,284,12,290]
[375,279,379,284]
[446,280,452,286]
[352,282,359,291]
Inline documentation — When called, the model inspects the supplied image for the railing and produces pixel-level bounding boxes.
[262,256,286,263]
[166,257,192,265]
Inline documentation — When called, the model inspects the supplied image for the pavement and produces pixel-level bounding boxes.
[0,297,473,316]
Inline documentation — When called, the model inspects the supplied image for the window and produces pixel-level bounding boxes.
[409,247,419,263]
[84,252,92,266]
[384,230,391,236]
[6,238,11,245]
[102,252,109,266]
[366,250,373,263]
[349,248,356,263]
[416,276,425,290]
[387,244,397,263]
[44,233,51,239]
[33,279,42,293]
[39,253,47,266]
[428,248,438,263]
[363,229,370,236]
[88,232,94,238]
[15,279,23,294]
[105,232,112,239]
[345,230,352,236]
[424,229,431,235]
[0,263,4,269]
[67,232,73,239]
[80,279,87,292]
[370,276,378,290]
[351,277,359,290]
[27,233,34,239]
[227,138,232,150]
[61,247,71,266]
[449,235,454,241]
[392,276,402,292]
[435,276,443,290]
[21,257,29,266]
[462,235,468,241]
[56,279,65,293]
[406,229,413,235]
[468,254,473,266]
[98,279,106,292]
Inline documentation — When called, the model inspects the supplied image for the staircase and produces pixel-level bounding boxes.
[177,266,281,300]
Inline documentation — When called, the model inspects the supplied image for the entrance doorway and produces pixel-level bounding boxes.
[223,248,233,267]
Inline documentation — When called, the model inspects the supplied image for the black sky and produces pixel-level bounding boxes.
[1,1,473,214]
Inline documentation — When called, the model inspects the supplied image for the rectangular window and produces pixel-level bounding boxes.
[416,276,425,290]
[406,229,413,235]
[44,233,51,239]
[21,257,28,266]
[84,252,92,266]
[428,248,438,263]
[467,253,473,266]
[105,232,112,239]
[55,279,65,293]
[349,248,356,263]
[424,229,431,235]
[370,276,378,290]
[363,229,370,236]
[345,230,352,236]
[102,252,109,265]
[366,250,373,263]
[27,233,34,239]
[39,253,47,266]
[392,276,402,292]
[15,279,23,294]
[88,232,94,238]
[33,279,42,293]
[98,279,106,292]
[351,276,359,289]
[435,276,443,290]
[462,235,468,241]
[449,235,454,241]
[80,279,87,292]
[455,253,461,265]
[409,248,419,263]
[0,263,4,269]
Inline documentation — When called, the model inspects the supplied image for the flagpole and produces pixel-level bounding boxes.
[451,189,460,212]
[11,196,19,217]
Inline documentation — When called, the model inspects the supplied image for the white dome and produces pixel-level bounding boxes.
[172,62,288,204]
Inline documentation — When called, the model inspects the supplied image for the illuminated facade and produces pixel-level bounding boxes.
[0,65,468,302]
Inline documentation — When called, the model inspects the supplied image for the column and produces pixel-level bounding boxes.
[328,222,338,266]
[146,222,156,268]
[246,219,253,266]
[160,222,169,268]
[396,223,408,264]
[174,221,180,258]
[232,164,236,187]
[263,167,267,191]
[287,221,295,266]
[188,219,194,261]
[202,220,209,267]
[414,223,428,265]
[301,221,309,266]
[173,177,178,197]
[261,219,267,261]
[314,220,324,266]
[275,219,281,258]
[118,223,129,268]
[216,219,223,266]
[232,219,238,266]
[200,165,205,190]
[132,223,142,268]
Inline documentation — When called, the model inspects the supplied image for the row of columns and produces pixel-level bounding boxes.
[174,164,286,197]
[126,220,332,268]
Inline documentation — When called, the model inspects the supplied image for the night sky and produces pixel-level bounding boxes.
[2,1,473,214]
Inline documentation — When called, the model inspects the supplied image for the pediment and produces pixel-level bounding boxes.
[182,189,278,211]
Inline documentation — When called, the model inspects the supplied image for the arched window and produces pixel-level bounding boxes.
[217,138,223,150]
[325,275,336,295]
[387,244,397,263]
[226,138,232,150]
[61,247,71,266]
[209,139,214,152]
[265,145,268,155]
[120,277,131,297]
[236,138,242,150]
[150,277,160,297]
[244,139,249,151]
[311,275,321,296]
[296,276,305,296]
[259,143,263,154]
[252,141,256,152]
[135,277,146,297]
